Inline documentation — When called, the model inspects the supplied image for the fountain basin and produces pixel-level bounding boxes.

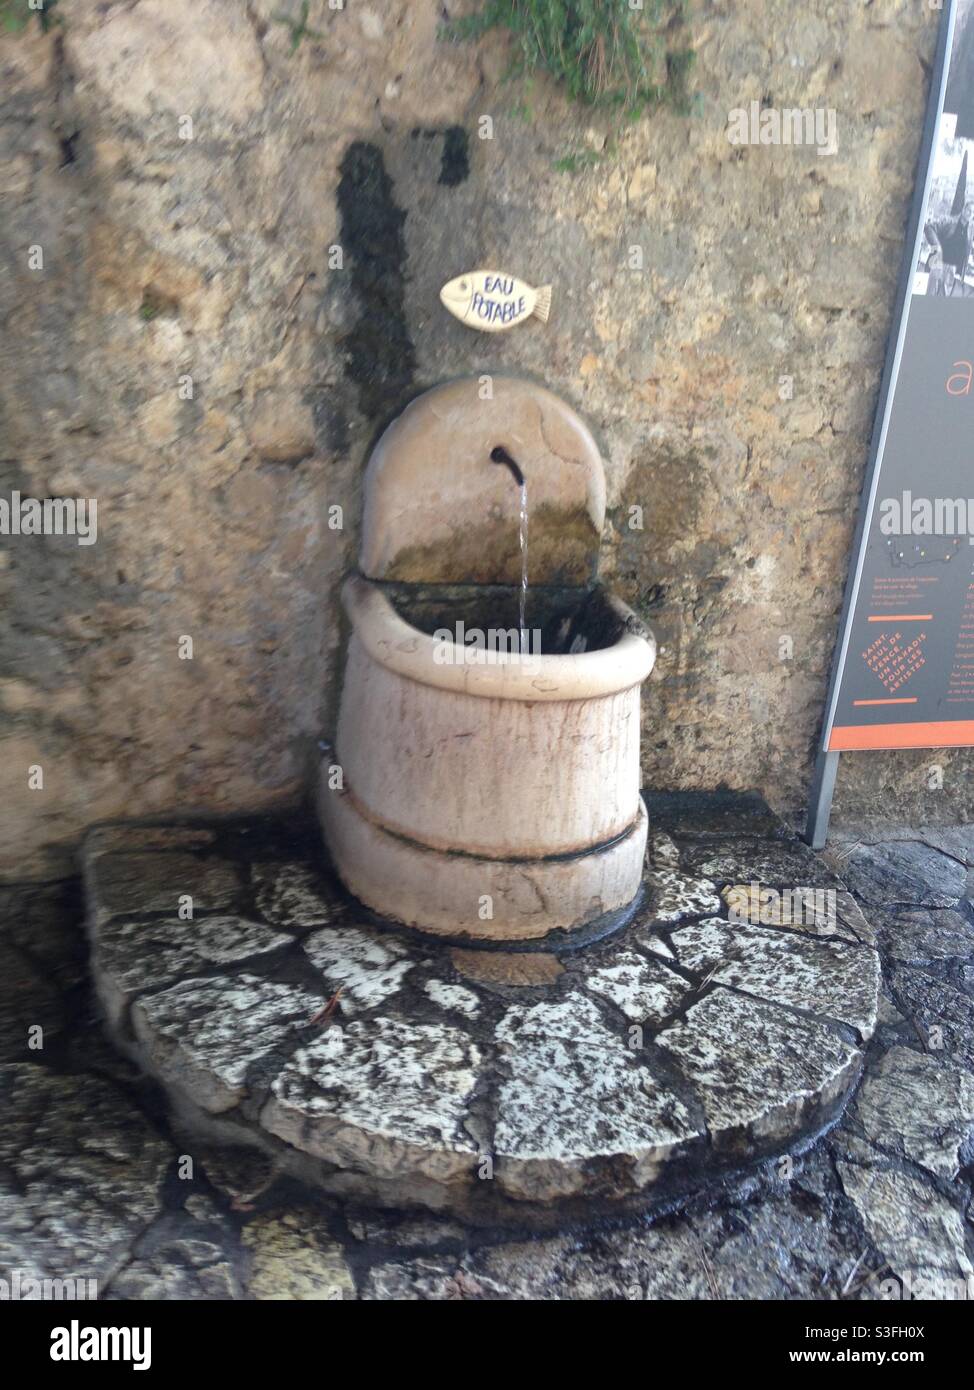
[319,376,655,941]
[319,574,655,940]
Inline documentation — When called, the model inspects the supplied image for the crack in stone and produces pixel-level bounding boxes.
[535,400,587,471]
[715,980,865,1049]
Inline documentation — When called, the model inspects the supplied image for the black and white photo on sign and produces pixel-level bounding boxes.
[916,0,974,295]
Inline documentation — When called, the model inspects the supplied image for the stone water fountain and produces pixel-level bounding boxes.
[320,375,655,940]
[84,376,881,1227]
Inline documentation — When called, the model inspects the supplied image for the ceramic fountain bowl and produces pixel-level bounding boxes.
[318,376,656,942]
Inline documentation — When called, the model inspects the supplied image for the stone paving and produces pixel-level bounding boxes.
[79,794,881,1222]
[1,796,973,1299]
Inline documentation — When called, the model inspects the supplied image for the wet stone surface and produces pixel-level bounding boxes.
[88,852,244,924]
[3,798,973,1298]
[825,839,969,910]
[882,908,974,965]
[0,1064,173,1282]
[886,966,974,1073]
[680,836,839,889]
[850,1046,974,1182]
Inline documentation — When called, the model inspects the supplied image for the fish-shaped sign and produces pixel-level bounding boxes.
[439,270,552,333]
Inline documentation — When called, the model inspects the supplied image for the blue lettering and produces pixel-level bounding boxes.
[467,289,528,325]
[484,276,515,296]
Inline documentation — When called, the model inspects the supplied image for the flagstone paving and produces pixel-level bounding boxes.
[1,794,972,1300]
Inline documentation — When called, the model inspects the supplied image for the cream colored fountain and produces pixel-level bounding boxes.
[319,376,655,941]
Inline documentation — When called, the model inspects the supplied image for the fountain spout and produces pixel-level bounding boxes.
[489,445,525,486]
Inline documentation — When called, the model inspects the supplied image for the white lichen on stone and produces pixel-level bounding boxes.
[495,992,607,1044]
[493,993,697,1199]
[301,925,418,1013]
[667,916,733,968]
[83,833,880,1218]
[630,920,677,959]
[656,989,859,1146]
[424,979,481,1018]
[94,914,293,1027]
[583,950,689,1024]
[669,918,879,1039]
[647,868,722,924]
[132,973,321,1114]
[252,862,341,930]
[262,1018,481,1178]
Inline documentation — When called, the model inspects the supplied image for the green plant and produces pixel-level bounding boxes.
[1,0,29,33]
[1,0,59,34]
[272,0,323,53]
[443,0,693,116]
[552,146,611,173]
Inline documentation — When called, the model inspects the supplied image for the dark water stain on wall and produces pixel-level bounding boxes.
[309,389,350,458]
[409,125,470,186]
[336,142,416,422]
[439,126,470,186]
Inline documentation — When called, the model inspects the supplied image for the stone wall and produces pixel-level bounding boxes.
[1,0,967,882]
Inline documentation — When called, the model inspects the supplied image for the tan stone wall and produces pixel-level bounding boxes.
[0,0,967,881]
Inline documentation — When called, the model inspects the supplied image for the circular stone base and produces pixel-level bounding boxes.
[84,797,880,1227]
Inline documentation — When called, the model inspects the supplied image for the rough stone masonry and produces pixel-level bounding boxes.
[1,0,970,882]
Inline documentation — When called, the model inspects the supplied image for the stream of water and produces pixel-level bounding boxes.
[489,447,530,654]
[518,479,528,652]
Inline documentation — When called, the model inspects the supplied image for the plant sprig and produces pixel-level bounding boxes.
[1,0,60,35]
[442,0,693,117]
